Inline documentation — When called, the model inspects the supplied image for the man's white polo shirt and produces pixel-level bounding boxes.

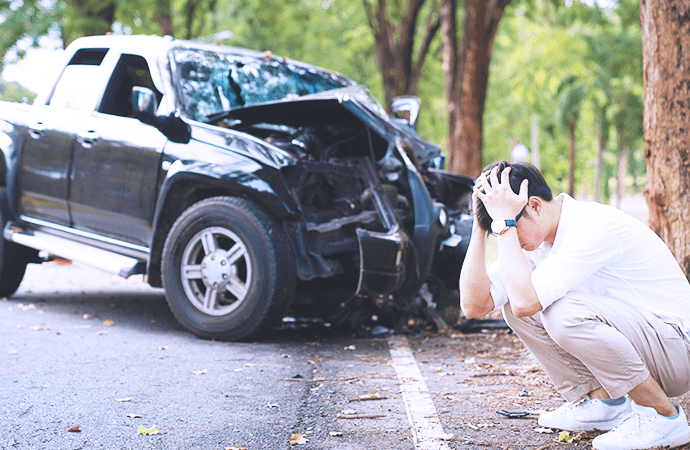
[488,193,690,338]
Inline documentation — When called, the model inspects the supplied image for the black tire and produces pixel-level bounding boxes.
[0,190,31,297]
[161,196,296,340]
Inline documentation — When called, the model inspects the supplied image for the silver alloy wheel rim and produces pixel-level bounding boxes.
[180,226,252,316]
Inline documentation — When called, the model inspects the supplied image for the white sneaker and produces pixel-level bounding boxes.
[537,395,632,431]
[592,402,690,450]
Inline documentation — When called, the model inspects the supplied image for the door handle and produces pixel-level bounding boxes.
[77,130,99,148]
[27,122,45,139]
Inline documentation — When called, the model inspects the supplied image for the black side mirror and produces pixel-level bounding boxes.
[132,86,158,117]
[132,87,190,144]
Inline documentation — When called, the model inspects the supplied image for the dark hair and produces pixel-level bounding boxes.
[475,161,553,232]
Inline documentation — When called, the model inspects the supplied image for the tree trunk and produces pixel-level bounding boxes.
[155,0,174,37]
[616,146,628,209]
[568,119,576,197]
[642,0,690,275]
[595,116,607,202]
[363,0,440,111]
[443,0,511,177]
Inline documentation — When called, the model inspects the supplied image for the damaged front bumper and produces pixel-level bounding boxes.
[354,140,454,303]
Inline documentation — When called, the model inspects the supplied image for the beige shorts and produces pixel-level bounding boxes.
[503,292,690,402]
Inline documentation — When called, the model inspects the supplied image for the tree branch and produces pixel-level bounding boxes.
[410,0,441,94]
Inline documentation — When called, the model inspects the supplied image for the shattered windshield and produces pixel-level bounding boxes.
[171,47,354,122]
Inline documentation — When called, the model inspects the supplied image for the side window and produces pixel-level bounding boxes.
[48,49,108,110]
[99,54,162,117]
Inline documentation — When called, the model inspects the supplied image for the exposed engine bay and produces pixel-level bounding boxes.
[212,106,474,331]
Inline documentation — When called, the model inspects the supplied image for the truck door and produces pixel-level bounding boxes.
[16,48,109,226]
[68,54,167,248]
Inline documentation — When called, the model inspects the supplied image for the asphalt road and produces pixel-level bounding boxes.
[1,262,421,450]
[8,261,673,450]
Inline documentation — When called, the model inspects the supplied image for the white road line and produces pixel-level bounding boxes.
[388,334,452,450]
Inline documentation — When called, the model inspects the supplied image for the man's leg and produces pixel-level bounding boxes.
[505,293,690,448]
[539,293,690,405]
[503,301,634,431]
[502,302,601,402]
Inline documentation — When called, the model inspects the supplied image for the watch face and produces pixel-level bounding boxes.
[491,219,506,235]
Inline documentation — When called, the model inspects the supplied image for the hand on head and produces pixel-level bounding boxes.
[474,166,528,221]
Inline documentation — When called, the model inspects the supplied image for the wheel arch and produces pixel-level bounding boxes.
[147,164,299,287]
[0,120,15,188]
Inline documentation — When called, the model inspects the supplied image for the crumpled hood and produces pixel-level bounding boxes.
[210,87,443,165]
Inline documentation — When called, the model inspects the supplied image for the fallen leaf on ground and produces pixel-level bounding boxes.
[329,431,343,437]
[344,345,356,351]
[103,319,114,326]
[157,346,168,350]
[266,403,279,408]
[534,427,554,434]
[126,414,142,418]
[305,431,314,435]
[341,409,357,415]
[138,425,164,435]
[8,349,18,355]
[116,397,133,402]
[281,353,290,358]
[436,433,454,441]
[225,447,247,450]
[81,314,92,320]
[558,431,575,443]
[67,425,81,432]
[193,369,208,375]
[288,433,308,445]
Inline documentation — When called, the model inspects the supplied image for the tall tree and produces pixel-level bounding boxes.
[61,0,116,46]
[362,0,441,111]
[0,0,54,73]
[641,0,690,275]
[441,0,511,177]
[556,81,586,197]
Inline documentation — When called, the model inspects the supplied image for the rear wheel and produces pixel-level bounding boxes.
[0,189,32,297]
[162,196,296,340]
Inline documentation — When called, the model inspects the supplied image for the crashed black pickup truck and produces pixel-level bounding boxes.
[0,35,474,340]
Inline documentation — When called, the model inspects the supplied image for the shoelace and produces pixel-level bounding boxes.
[562,397,587,411]
[613,411,651,437]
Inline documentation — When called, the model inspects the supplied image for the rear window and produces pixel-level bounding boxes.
[48,48,109,110]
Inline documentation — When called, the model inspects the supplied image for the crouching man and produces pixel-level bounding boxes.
[459,161,690,450]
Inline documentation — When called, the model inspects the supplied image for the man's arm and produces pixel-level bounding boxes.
[459,205,495,318]
[495,228,542,317]
[476,166,542,318]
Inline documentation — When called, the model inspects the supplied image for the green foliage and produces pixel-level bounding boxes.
[0,0,55,73]
[215,1,381,100]
[0,78,36,103]
[484,0,643,200]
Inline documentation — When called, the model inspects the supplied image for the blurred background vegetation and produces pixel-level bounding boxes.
[0,0,642,203]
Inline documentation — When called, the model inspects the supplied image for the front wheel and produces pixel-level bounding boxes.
[161,196,296,340]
